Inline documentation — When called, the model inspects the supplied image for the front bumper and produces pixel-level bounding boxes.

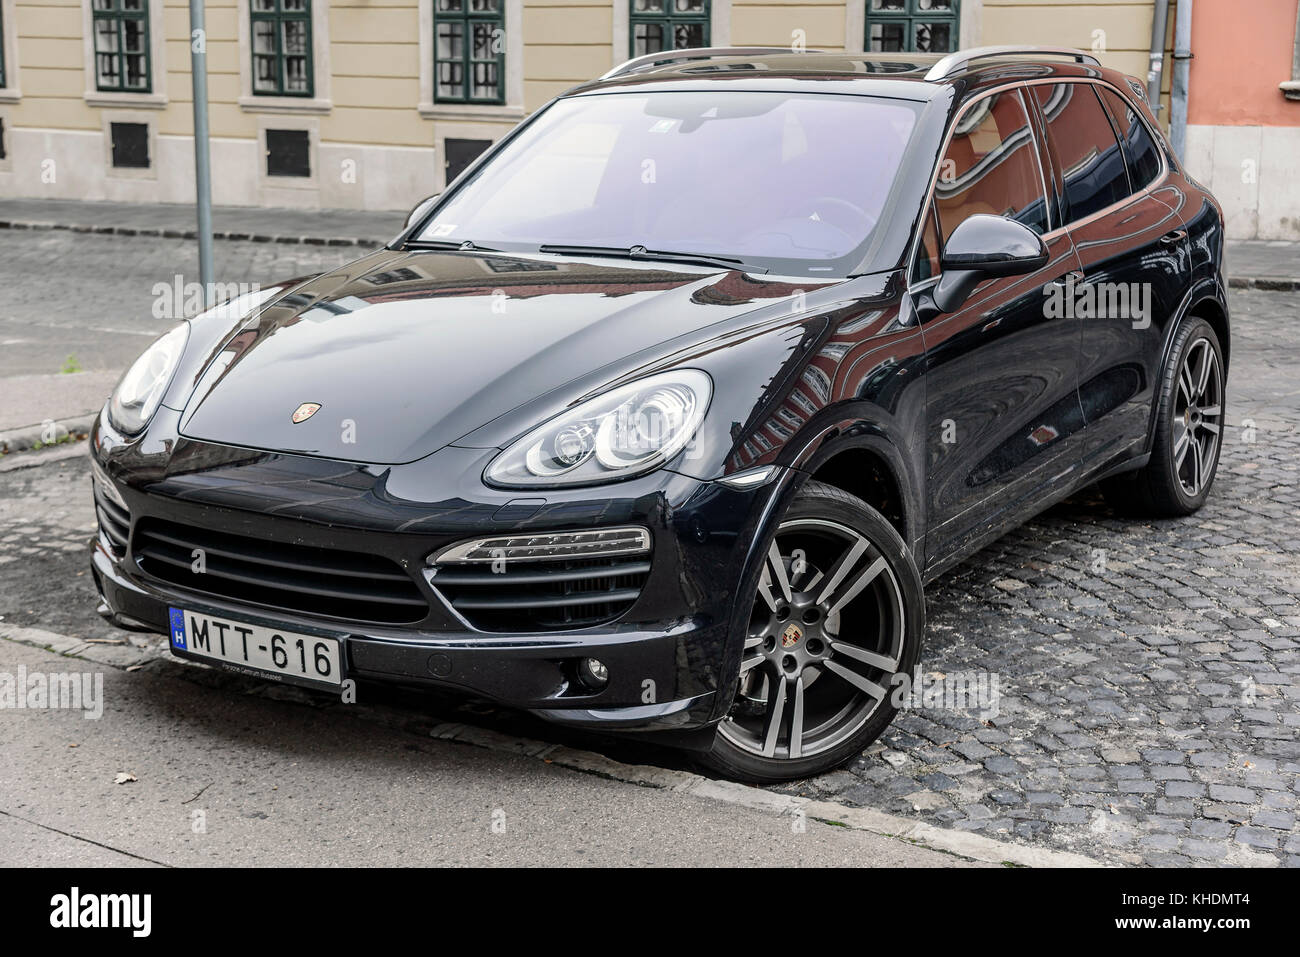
[94,544,722,732]
[90,411,787,734]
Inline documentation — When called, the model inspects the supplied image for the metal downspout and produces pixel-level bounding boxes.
[1147,0,1172,118]
[1170,0,1194,159]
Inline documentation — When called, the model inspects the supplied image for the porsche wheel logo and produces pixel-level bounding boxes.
[291,402,321,424]
[781,623,803,648]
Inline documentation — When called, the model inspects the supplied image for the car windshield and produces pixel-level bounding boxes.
[415,90,924,276]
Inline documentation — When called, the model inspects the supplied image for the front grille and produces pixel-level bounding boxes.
[94,484,130,558]
[132,519,428,624]
[429,529,652,632]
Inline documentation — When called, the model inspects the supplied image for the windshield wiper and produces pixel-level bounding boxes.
[538,244,766,274]
[404,239,501,252]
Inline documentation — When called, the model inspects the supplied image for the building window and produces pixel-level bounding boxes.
[867,0,959,54]
[266,128,311,177]
[630,1,710,57]
[434,0,505,104]
[0,5,7,88]
[251,0,313,97]
[110,121,150,168]
[93,0,152,93]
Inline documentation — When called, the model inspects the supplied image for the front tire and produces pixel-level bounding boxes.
[702,480,925,784]
[1102,317,1225,517]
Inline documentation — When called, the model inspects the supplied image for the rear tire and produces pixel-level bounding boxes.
[701,479,924,784]
[1101,317,1225,517]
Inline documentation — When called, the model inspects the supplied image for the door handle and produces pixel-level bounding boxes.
[1050,270,1085,287]
[1160,229,1188,245]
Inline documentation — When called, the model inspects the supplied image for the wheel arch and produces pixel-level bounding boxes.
[785,419,923,554]
[709,424,923,725]
[1187,291,1231,373]
[1143,277,1231,454]
[802,443,910,545]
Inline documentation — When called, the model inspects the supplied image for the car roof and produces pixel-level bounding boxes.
[567,46,1143,105]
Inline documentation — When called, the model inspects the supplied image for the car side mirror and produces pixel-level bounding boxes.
[930,214,1049,314]
[404,194,441,231]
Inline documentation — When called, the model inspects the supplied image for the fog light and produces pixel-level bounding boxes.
[577,657,609,691]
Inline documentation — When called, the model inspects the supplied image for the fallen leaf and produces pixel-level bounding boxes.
[114,772,137,785]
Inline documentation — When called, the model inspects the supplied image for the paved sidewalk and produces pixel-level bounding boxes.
[1226,240,1300,288]
[1,197,1297,283]
[1,637,982,867]
[0,228,360,443]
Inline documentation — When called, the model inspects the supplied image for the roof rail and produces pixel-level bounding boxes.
[600,46,820,81]
[924,45,1099,82]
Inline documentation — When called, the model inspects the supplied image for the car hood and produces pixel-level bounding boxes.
[178,247,826,465]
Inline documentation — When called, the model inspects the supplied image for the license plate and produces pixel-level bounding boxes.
[168,608,343,688]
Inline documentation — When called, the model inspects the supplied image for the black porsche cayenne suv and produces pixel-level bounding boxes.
[91,46,1229,782]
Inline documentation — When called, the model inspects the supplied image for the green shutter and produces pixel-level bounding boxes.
[629,1,711,59]
[92,0,152,94]
[433,0,506,105]
[866,0,960,55]
[250,0,314,98]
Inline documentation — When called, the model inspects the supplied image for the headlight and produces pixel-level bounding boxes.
[485,369,712,488]
[107,323,189,436]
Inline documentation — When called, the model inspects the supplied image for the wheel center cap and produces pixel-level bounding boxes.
[780,623,803,648]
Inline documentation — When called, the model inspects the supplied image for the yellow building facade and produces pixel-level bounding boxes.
[0,1,1180,212]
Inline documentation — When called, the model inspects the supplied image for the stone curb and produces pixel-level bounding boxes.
[0,441,89,472]
[0,218,384,249]
[0,415,95,457]
[428,722,1110,868]
[1227,275,1300,291]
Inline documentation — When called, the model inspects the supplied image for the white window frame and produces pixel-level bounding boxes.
[1282,6,1300,100]
[237,0,332,115]
[0,0,24,102]
[419,0,523,121]
[81,0,168,109]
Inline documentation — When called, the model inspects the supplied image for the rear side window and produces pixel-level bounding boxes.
[1033,82,1130,222]
[935,90,1048,242]
[1097,87,1163,190]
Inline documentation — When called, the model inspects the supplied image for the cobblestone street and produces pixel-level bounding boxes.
[0,229,1296,867]
[781,288,1300,866]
